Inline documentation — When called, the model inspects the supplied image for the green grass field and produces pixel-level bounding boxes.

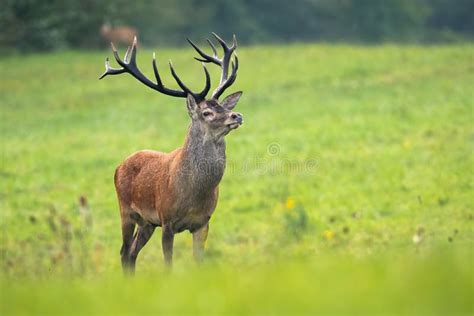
[1,43,473,315]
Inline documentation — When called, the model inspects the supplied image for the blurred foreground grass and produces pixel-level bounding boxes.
[0,43,473,315]
[2,247,472,315]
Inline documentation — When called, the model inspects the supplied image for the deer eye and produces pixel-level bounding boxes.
[202,111,213,117]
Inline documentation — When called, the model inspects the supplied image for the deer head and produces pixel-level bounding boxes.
[100,23,110,36]
[100,33,243,140]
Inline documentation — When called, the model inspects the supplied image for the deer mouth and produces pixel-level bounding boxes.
[228,122,241,130]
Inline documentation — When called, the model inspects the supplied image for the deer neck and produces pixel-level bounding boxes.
[178,122,226,192]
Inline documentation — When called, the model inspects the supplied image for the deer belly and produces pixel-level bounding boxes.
[172,209,212,233]
[172,190,218,232]
[173,215,211,233]
[130,182,161,225]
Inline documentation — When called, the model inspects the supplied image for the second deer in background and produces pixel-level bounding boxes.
[100,23,137,47]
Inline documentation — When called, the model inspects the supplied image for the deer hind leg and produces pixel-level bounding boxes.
[192,223,209,263]
[120,217,136,273]
[127,223,155,271]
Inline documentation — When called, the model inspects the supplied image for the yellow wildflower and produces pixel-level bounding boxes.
[403,139,412,149]
[323,230,335,241]
[285,197,296,209]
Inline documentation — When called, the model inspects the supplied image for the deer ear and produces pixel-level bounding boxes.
[220,91,242,110]
[186,94,198,116]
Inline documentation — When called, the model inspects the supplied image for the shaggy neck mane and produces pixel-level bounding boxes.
[178,121,226,193]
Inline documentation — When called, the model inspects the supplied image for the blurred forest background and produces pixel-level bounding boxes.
[1,0,473,52]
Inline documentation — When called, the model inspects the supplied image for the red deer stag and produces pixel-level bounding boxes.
[100,23,137,46]
[99,34,242,273]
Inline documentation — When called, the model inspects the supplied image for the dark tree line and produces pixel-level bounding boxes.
[1,0,473,52]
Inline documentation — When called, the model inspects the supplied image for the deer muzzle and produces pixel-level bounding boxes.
[227,112,243,130]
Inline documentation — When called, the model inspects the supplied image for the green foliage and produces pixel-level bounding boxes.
[282,198,310,240]
[1,0,473,52]
[0,0,108,51]
[0,43,473,314]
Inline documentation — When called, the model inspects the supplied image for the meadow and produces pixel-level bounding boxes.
[0,43,473,315]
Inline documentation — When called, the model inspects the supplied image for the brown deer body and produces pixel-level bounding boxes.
[100,34,242,272]
[100,24,137,46]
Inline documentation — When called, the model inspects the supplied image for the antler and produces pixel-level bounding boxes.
[187,33,238,100]
[99,36,211,102]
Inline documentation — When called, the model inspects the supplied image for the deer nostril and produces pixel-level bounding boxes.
[231,113,238,119]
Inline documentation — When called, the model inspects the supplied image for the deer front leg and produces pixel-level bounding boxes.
[162,224,174,267]
[192,223,209,263]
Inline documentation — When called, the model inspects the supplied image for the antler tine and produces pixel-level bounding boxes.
[129,36,138,65]
[232,34,237,50]
[227,55,239,85]
[187,33,239,100]
[187,38,220,65]
[124,46,131,63]
[152,52,164,87]
[212,32,230,52]
[99,36,210,101]
[199,63,211,97]
[99,57,126,80]
[207,39,218,58]
[212,55,239,99]
[212,33,238,99]
[110,42,125,68]
[169,61,211,101]
[169,61,193,95]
